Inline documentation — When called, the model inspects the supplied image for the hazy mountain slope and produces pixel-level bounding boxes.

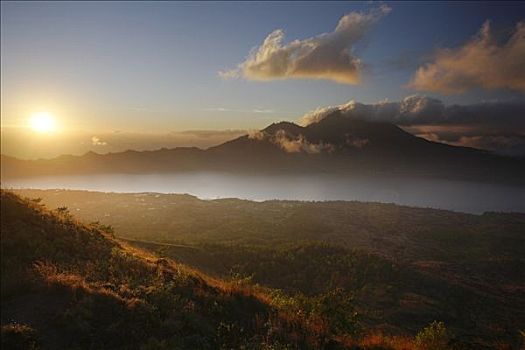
[209,113,522,181]
[1,190,365,350]
[1,147,207,178]
[217,113,445,156]
[2,114,524,183]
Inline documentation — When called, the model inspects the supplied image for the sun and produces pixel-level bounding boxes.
[30,112,57,133]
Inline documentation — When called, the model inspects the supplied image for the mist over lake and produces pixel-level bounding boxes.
[3,172,524,214]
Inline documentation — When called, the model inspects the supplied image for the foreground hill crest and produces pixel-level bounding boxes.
[0,191,336,349]
[6,190,460,349]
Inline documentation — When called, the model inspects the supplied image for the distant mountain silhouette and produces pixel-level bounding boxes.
[2,112,524,183]
[213,112,484,157]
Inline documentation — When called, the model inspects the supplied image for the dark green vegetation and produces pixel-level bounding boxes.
[9,189,525,349]
[2,190,371,349]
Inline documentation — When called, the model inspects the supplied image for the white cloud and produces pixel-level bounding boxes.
[301,95,450,126]
[220,5,390,84]
[91,136,107,146]
[202,107,275,114]
[300,95,525,129]
[272,130,333,154]
[247,130,265,141]
[248,128,333,153]
[410,21,525,94]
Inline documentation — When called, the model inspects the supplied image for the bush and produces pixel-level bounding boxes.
[313,287,361,337]
[415,321,450,350]
[1,323,39,350]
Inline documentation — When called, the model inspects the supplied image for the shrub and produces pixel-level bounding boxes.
[1,323,39,350]
[313,287,361,338]
[415,321,450,350]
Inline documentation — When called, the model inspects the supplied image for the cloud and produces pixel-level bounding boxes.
[248,128,333,153]
[301,95,525,128]
[410,21,525,94]
[91,136,107,146]
[252,108,275,114]
[178,129,247,140]
[412,129,525,156]
[273,129,334,154]
[300,95,525,155]
[202,107,275,114]
[247,130,265,141]
[451,135,525,156]
[301,95,447,126]
[220,5,390,84]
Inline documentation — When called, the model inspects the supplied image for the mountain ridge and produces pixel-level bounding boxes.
[2,113,524,184]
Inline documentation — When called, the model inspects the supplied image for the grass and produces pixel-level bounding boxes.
[2,190,523,349]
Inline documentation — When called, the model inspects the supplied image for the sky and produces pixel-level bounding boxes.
[1,1,524,159]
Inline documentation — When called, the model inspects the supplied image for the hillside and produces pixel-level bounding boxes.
[13,189,525,262]
[2,114,524,184]
[2,190,381,349]
[8,189,525,348]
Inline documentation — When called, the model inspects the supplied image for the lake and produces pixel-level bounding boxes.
[3,172,524,214]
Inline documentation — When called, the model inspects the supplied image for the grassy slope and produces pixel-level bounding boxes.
[127,239,524,348]
[1,191,361,350]
[5,189,525,348]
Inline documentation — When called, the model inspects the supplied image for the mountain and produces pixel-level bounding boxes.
[212,112,484,159]
[2,113,524,183]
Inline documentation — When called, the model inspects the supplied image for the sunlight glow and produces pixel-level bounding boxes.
[30,112,57,133]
